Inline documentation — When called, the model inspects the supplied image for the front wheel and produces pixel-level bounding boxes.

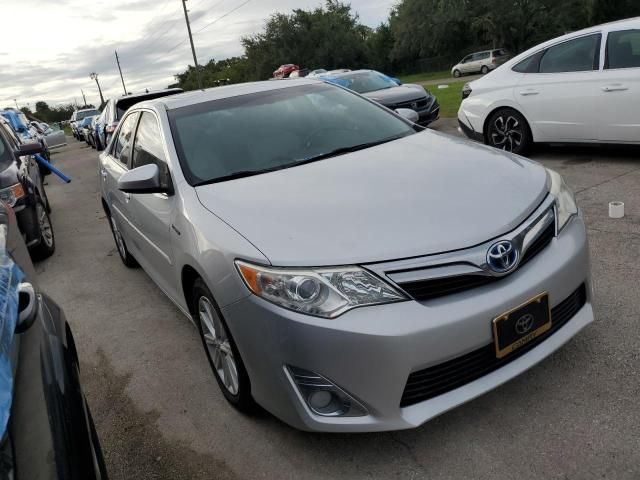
[486,108,532,155]
[453,69,461,78]
[29,200,55,261]
[481,65,489,74]
[107,212,138,268]
[193,279,254,412]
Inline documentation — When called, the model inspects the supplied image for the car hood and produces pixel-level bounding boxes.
[195,130,549,267]
[361,84,429,105]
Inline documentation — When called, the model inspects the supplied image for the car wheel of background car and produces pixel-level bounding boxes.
[453,69,461,78]
[192,278,254,412]
[481,65,489,74]
[30,200,55,260]
[107,213,138,268]
[486,108,531,155]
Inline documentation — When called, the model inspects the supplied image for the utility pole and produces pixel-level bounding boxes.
[81,89,87,106]
[181,0,203,89]
[90,72,105,106]
[115,51,128,95]
[13,99,18,109]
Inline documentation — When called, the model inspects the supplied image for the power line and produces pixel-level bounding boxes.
[193,0,252,35]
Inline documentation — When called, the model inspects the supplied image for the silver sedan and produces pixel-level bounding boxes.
[99,79,593,432]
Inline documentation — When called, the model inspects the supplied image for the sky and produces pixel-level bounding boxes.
[0,0,395,110]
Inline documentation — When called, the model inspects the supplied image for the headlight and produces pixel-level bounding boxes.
[0,184,25,207]
[235,261,406,318]
[547,169,577,232]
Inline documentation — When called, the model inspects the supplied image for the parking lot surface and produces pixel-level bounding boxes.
[38,126,639,479]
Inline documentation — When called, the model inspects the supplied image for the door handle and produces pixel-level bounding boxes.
[519,89,539,96]
[16,282,38,333]
[602,84,628,92]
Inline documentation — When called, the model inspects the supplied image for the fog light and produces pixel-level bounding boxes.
[287,366,368,417]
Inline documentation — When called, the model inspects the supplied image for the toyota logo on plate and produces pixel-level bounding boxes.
[514,313,535,335]
[487,240,519,273]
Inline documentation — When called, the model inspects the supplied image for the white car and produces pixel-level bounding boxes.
[458,17,640,154]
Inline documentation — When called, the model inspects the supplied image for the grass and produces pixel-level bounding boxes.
[397,70,451,84]
[63,125,72,136]
[428,80,466,118]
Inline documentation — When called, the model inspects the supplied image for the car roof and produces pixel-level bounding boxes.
[113,88,183,106]
[134,79,325,111]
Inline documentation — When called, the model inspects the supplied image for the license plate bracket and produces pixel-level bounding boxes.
[492,293,551,359]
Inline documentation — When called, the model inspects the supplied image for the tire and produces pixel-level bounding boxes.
[29,200,55,261]
[453,69,461,78]
[486,108,532,155]
[106,211,138,268]
[481,65,489,74]
[192,278,254,412]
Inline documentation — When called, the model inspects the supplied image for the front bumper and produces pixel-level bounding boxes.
[222,215,593,432]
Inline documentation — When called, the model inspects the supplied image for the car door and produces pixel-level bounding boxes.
[515,33,602,142]
[100,111,138,242]
[460,54,475,73]
[124,110,179,300]
[596,28,640,142]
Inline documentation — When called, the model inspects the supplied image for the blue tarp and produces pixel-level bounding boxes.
[0,240,23,438]
[0,111,31,141]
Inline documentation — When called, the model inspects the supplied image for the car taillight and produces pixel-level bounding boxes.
[491,58,497,64]
[105,122,118,133]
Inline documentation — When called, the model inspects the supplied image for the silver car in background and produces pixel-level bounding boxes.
[451,48,511,77]
[99,79,593,432]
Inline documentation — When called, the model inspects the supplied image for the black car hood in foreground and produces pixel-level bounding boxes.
[361,84,431,106]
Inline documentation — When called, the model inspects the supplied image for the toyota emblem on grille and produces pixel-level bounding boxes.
[487,240,518,273]
[410,102,418,110]
[514,313,535,335]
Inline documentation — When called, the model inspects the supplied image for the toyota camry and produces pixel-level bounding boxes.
[99,78,593,432]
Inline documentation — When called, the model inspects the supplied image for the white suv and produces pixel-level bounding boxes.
[451,49,510,78]
[457,17,640,154]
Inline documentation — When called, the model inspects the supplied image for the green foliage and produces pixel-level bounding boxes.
[33,101,85,123]
[173,0,640,88]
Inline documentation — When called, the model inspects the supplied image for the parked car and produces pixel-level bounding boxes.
[306,69,328,77]
[70,108,100,140]
[0,202,108,479]
[0,118,54,260]
[96,89,183,149]
[30,121,67,149]
[77,116,94,142]
[99,79,592,432]
[451,48,511,77]
[1,110,53,177]
[273,64,299,78]
[323,69,440,125]
[458,17,640,154]
[85,116,99,148]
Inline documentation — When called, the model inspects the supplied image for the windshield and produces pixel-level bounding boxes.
[329,71,398,94]
[169,83,415,185]
[77,109,99,120]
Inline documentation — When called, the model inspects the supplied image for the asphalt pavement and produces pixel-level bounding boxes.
[37,128,640,480]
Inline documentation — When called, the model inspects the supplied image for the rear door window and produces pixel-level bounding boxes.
[112,112,139,166]
[606,29,640,69]
[539,34,601,73]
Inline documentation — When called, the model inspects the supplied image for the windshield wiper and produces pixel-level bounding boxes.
[193,134,408,187]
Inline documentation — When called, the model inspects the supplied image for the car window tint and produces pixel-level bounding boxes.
[169,83,415,185]
[131,112,171,188]
[112,112,139,165]
[606,29,640,69]
[539,34,600,73]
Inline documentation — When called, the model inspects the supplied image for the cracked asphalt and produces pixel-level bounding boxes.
[36,124,639,479]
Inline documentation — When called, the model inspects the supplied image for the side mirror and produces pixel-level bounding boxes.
[390,77,401,85]
[17,142,43,156]
[118,164,166,194]
[395,108,420,124]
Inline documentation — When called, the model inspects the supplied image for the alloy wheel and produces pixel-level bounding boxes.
[37,203,54,247]
[490,115,523,152]
[198,296,239,395]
